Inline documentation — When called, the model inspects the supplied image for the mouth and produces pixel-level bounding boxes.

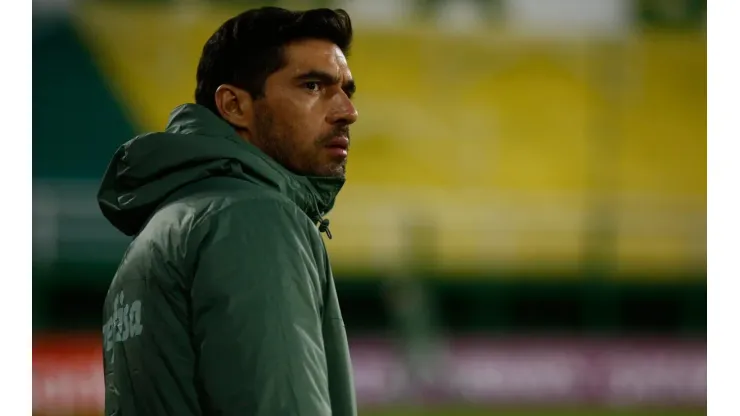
[325,136,349,151]
[323,136,349,158]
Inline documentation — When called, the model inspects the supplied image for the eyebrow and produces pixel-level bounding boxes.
[295,70,356,97]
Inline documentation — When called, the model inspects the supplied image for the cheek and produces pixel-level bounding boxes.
[270,95,325,147]
[290,106,325,143]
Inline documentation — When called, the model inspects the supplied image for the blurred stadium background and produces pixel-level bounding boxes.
[32,0,706,415]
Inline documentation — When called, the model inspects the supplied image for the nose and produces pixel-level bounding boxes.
[327,94,358,126]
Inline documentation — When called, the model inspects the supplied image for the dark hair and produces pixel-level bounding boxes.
[194,7,353,116]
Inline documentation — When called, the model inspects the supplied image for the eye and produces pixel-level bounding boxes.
[304,81,321,92]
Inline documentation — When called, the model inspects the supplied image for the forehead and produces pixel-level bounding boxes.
[279,39,351,76]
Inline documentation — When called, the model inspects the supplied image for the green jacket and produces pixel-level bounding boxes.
[98,104,356,416]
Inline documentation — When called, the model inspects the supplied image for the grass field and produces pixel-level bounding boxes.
[361,406,706,416]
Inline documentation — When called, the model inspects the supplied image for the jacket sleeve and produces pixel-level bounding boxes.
[190,199,330,416]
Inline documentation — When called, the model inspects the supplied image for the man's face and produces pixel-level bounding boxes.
[250,39,358,178]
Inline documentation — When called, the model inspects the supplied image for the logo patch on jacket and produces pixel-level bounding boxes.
[103,291,144,357]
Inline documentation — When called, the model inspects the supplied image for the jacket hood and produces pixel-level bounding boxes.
[97,103,345,236]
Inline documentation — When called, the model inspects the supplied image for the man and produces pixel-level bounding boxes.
[97,7,358,415]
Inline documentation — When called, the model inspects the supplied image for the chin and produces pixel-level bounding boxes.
[322,169,346,179]
[318,165,346,179]
[310,159,346,178]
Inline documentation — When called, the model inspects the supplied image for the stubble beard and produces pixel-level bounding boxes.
[252,107,348,179]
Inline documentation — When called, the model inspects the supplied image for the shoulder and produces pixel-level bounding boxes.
[181,185,318,248]
[144,177,324,264]
[197,195,310,233]
[187,196,325,275]
[158,177,306,230]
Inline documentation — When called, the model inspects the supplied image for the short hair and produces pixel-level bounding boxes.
[194,7,353,116]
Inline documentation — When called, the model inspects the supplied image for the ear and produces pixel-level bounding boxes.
[214,84,254,130]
